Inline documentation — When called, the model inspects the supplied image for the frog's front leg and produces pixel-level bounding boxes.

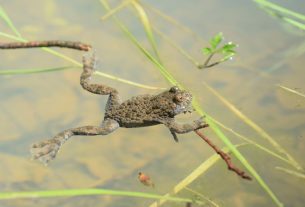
[30,119,119,165]
[161,117,209,142]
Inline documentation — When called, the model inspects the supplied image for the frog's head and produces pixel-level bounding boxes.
[168,86,193,115]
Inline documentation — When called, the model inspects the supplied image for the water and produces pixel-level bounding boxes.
[0,0,305,206]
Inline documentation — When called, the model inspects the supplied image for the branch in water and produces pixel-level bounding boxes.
[195,130,252,180]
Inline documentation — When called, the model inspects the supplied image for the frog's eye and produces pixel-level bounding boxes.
[169,86,179,93]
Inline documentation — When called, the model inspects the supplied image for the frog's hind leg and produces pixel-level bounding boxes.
[80,53,121,110]
[30,119,119,165]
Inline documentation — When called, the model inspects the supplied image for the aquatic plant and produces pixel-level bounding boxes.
[199,32,237,69]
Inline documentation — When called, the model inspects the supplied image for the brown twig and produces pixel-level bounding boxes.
[0,40,92,51]
[195,130,252,180]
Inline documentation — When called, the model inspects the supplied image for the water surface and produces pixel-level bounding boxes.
[0,0,305,206]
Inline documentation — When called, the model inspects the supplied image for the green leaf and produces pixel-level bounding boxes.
[202,47,212,55]
[221,42,237,52]
[222,49,236,54]
[210,32,223,49]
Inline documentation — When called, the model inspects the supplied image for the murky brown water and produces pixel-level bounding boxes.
[1,0,305,207]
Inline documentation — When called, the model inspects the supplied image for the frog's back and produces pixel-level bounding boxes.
[105,94,161,127]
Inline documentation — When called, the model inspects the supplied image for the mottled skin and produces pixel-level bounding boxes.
[31,53,208,164]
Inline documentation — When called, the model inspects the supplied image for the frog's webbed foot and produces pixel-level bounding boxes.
[30,120,119,165]
[30,138,61,165]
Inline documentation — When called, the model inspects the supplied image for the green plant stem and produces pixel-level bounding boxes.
[0,5,21,37]
[281,16,305,31]
[277,84,305,99]
[253,0,305,31]
[276,167,305,179]
[0,188,202,205]
[184,187,219,207]
[131,0,162,63]
[209,116,292,165]
[198,53,222,69]
[0,66,77,75]
[152,26,200,67]
[253,0,305,22]
[101,0,133,20]
[142,1,206,45]
[94,71,165,90]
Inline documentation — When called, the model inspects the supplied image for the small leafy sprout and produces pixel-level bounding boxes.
[198,32,237,69]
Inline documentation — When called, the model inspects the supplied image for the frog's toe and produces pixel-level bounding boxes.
[193,117,204,125]
[194,117,209,129]
[36,150,57,165]
[30,140,60,164]
[31,141,47,148]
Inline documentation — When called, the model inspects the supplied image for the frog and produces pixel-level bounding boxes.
[30,53,209,165]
